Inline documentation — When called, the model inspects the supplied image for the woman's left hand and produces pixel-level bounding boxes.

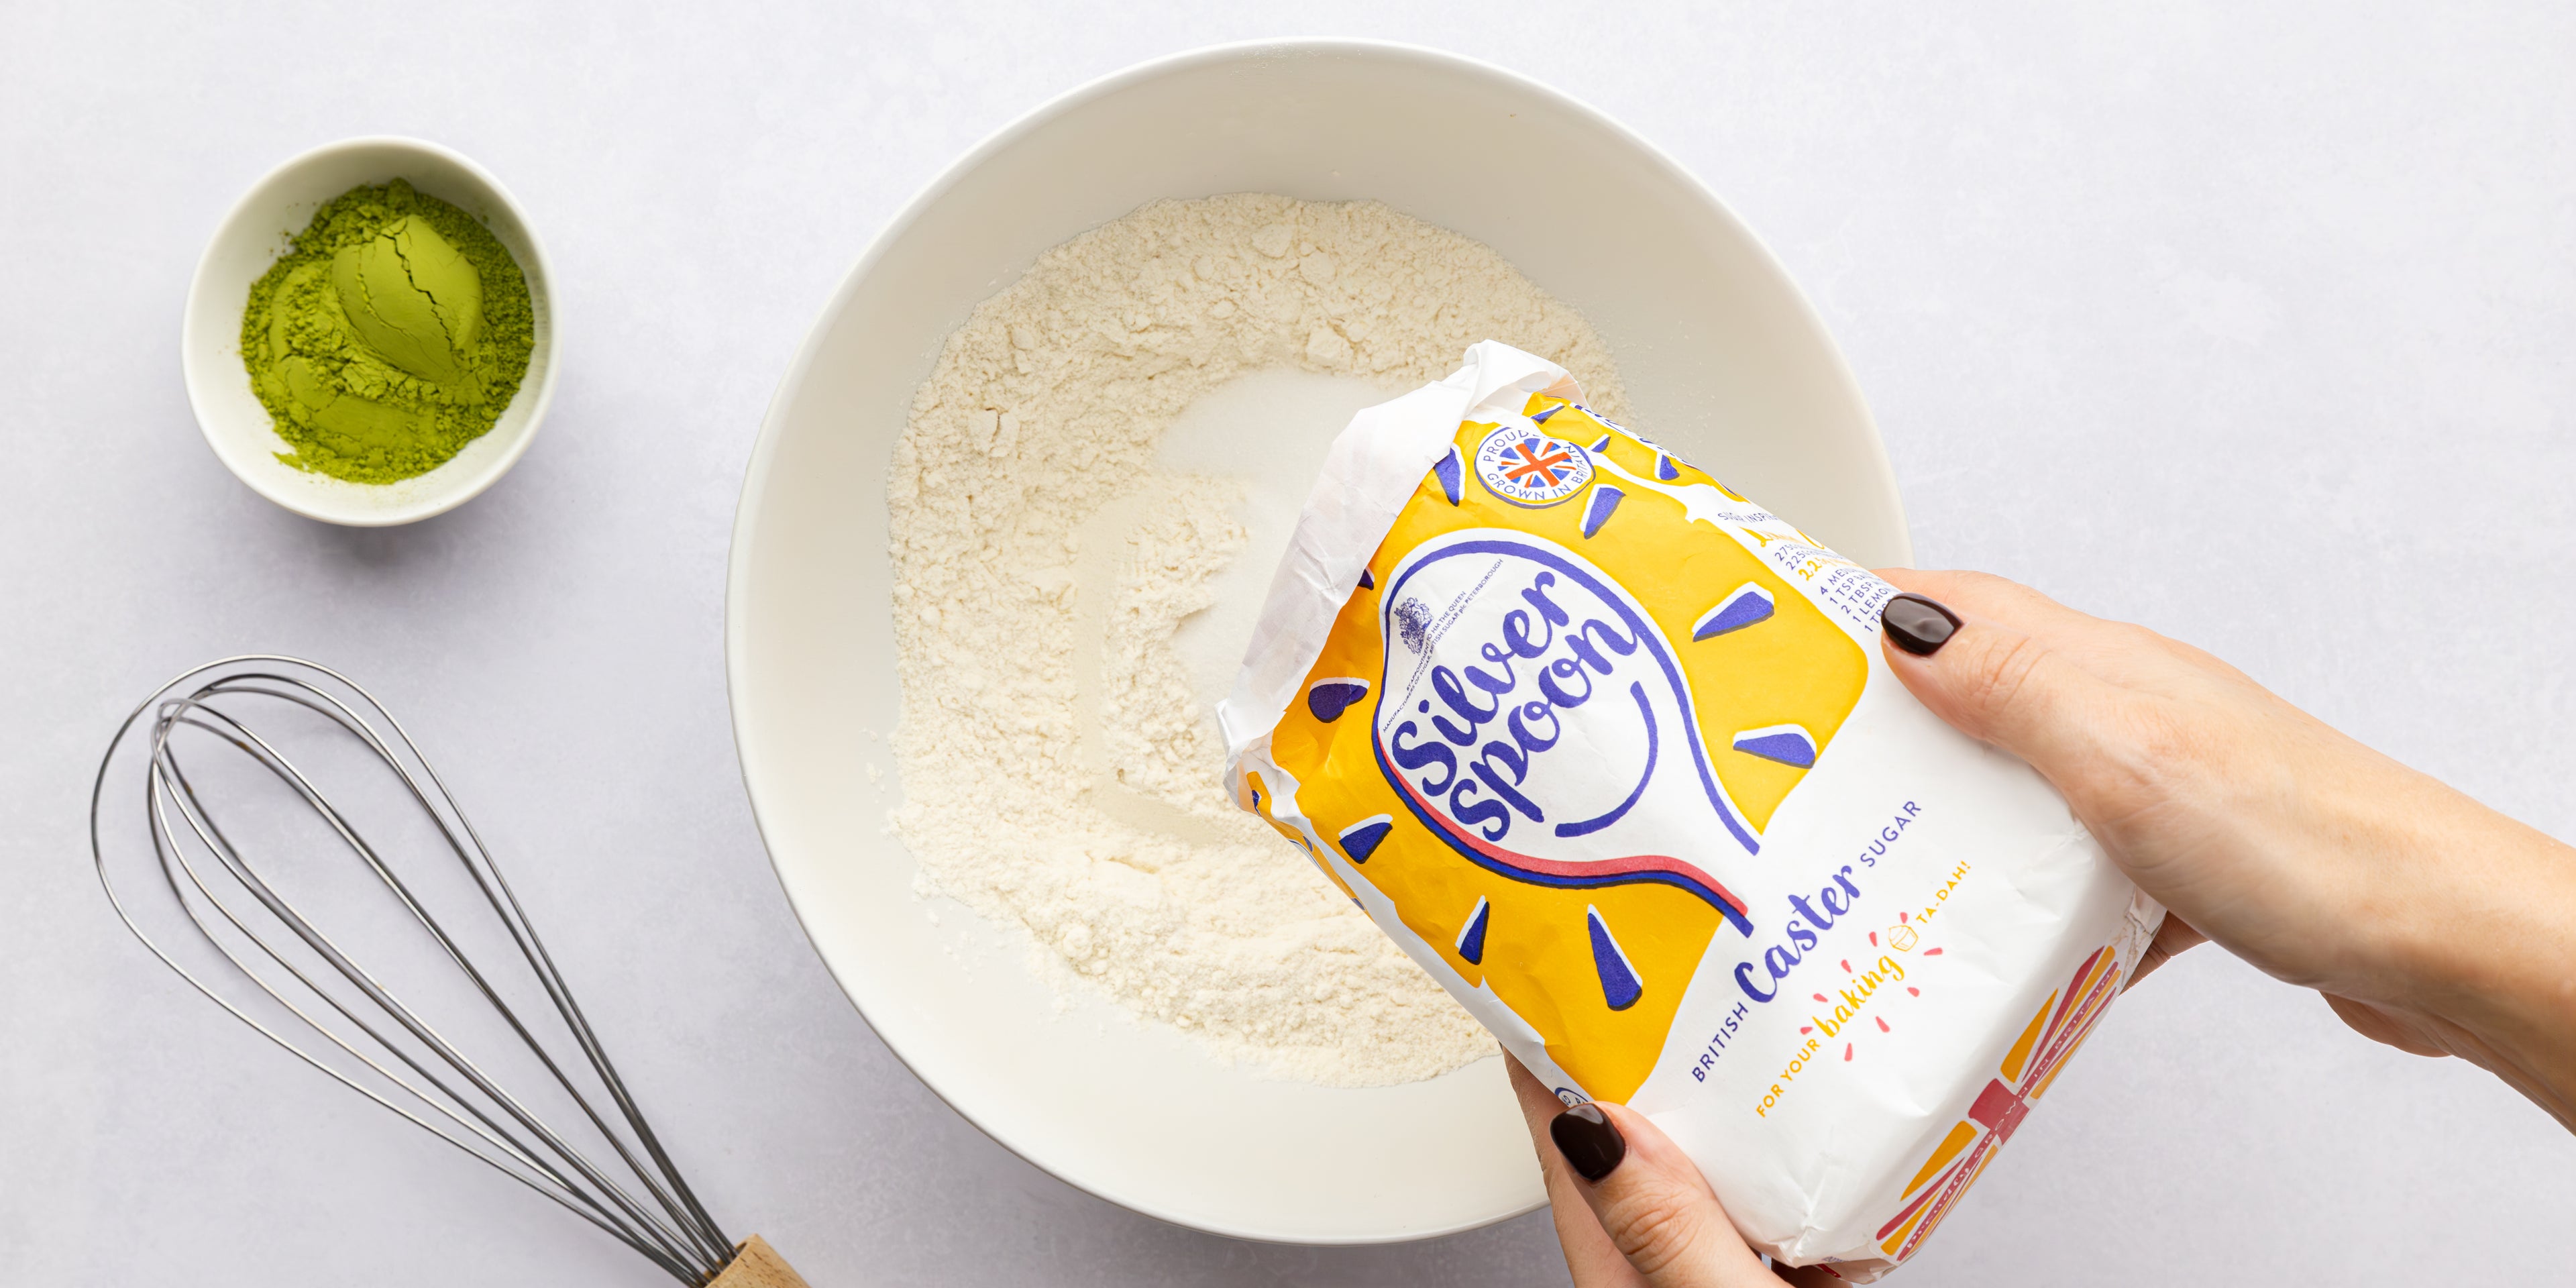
[1508,1057,1832,1287]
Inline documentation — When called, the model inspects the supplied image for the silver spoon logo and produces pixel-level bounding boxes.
[1368,531,1758,934]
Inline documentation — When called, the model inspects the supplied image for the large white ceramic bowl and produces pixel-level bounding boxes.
[728,40,1911,1244]
[182,136,557,526]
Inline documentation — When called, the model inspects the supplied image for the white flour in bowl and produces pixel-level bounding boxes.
[886,193,1625,1085]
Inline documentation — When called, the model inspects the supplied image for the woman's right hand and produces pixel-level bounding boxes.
[1874,570,2576,1130]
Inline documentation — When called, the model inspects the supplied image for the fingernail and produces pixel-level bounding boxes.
[1881,593,1962,656]
[1550,1103,1626,1182]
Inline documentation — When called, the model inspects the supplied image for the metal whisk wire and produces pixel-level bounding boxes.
[90,657,733,1285]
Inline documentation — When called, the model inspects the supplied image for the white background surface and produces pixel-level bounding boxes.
[5,3,2571,1285]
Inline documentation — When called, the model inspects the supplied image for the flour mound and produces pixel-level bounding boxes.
[887,193,1625,1086]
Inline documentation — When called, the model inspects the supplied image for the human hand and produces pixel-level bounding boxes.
[1875,570,2576,1129]
[1505,568,2576,1288]
[1508,1056,1835,1287]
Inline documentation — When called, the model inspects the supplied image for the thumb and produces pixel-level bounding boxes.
[1508,1059,1782,1287]
[1876,591,2127,789]
[1563,1102,1752,1287]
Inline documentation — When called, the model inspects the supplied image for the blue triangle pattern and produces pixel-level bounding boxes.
[1456,896,1491,965]
[1587,908,1643,1011]
[1731,724,1819,769]
[1434,446,1464,506]
[1693,584,1776,640]
[1580,485,1625,538]
[1338,814,1394,863]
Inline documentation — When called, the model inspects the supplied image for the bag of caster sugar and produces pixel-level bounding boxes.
[1216,341,2163,1280]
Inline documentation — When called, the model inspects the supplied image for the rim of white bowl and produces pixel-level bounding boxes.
[182,135,559,527]
[726,37,1900,1244]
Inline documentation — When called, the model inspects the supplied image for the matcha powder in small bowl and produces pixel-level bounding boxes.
[239,179,536,484]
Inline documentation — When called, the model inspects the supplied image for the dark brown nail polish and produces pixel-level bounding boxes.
[1550,1103,1626,1182]
[1881,593,1962,656]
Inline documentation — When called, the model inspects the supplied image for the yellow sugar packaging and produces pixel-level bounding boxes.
[1218,343,2163,1279]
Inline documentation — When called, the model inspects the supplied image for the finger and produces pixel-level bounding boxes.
[1879,568,2252,694]
[1511,1060,1849,1286]
[1865,590,2143,808]
[1878,594,2117,759]
[2124,914,2207,989]
[1508,1056,1650,1287]
[1877,569,2092,642]
[1547,1097,1775,1287]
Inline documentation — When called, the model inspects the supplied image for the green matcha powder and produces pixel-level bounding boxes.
[240,179,535,484]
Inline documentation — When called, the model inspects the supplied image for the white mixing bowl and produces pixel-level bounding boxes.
[728,40,1910,1244]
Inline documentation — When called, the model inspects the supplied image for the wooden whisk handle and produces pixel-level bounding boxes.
[708,1235,812,1288]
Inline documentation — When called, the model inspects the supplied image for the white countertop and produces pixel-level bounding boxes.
[5,4,2570,1285]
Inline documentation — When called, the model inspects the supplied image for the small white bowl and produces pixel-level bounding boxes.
[182,137,557,526]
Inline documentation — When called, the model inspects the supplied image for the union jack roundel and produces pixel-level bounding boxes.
[1472,423,1595,508]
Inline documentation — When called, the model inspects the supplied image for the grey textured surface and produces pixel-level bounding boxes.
[5,3,2572,1285]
